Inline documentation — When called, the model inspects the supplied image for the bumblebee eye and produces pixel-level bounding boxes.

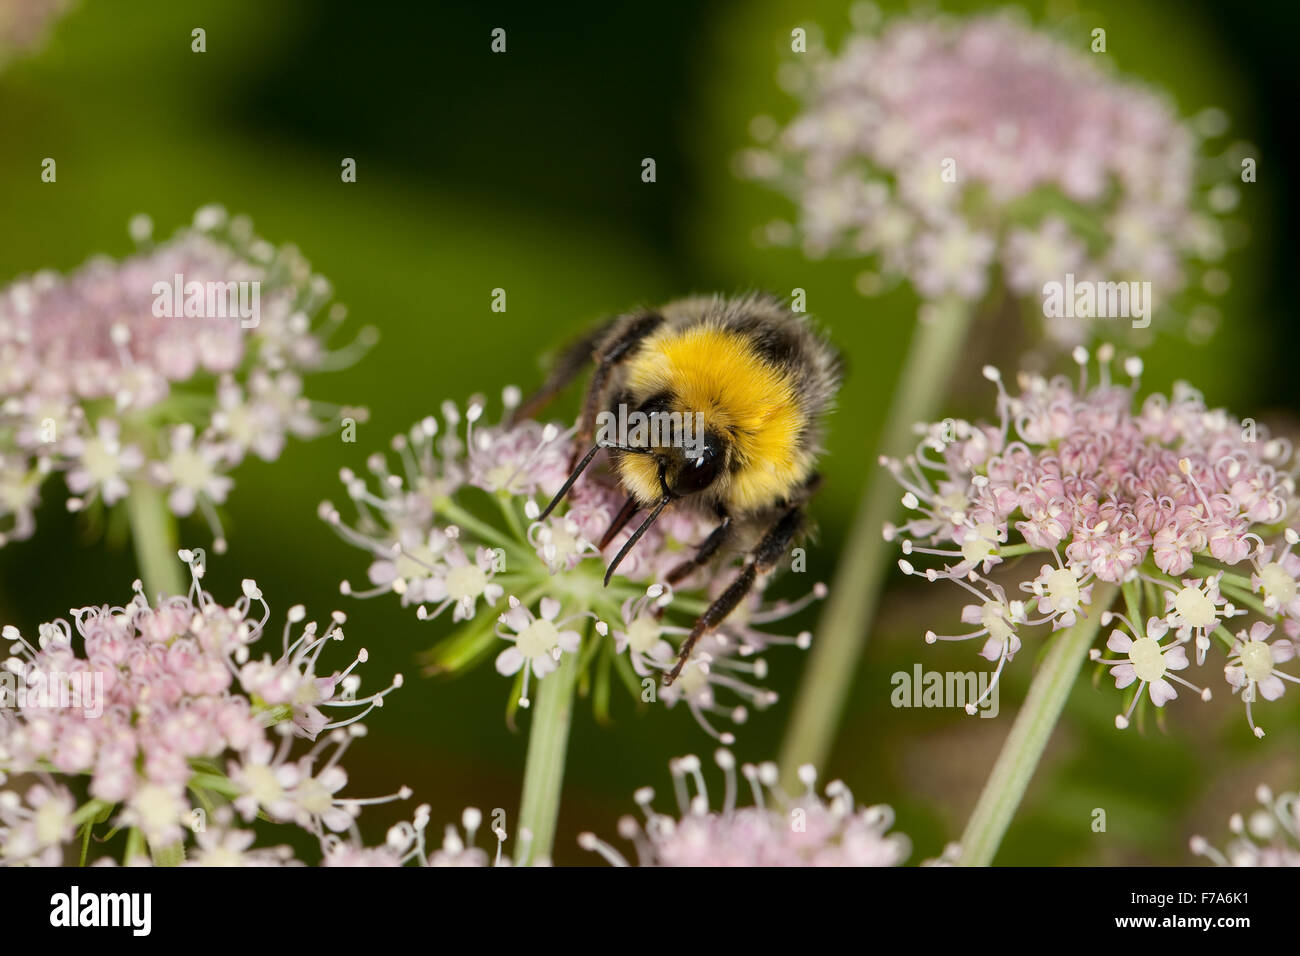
[671,442,720,496]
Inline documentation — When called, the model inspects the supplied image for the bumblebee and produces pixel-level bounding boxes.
[515,294,840,685]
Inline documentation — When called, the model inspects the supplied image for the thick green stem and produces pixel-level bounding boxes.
[122,473,185,875]
[957,583,1117,866]
[126,482,185,598]
[779,299,974,788]
[149,841,186,867]
[514,644,580,865]
[123,828,147,865]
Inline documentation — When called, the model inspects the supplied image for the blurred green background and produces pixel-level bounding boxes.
[1,0,1296,864]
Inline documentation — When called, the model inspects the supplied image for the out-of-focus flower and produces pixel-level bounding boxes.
[14,798,529,868]
[183,808,300,867]
[317,804,533,867]
[579,749,910,866]
[323,393,824,742]
[742,10,1238,345]
[0,782,77,866]
[1191,785,1300,867]
[887,347,1299,736]
[0,0,73,69]
[0,207,373,551]
[0,552,406,866]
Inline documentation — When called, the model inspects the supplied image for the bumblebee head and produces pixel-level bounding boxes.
[656,429,725,499]
[588,428,725,586]
[537,399,733,584]
[607,397,728,505]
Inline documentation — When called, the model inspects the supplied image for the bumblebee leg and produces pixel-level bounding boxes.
[574,312,664,455]
[599,494,641,550]
[664,513,731,586]
[663,505,803,685]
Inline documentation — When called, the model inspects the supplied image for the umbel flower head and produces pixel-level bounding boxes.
[1191,785,1300,867]
[320,804,538,867]
[578,748,910,866]
[742,9,1237,345]
[322,391,823,743]
[0,552,406,866]
[183,802,532,867]
[886,347,1298,737]
[0,206,372,551]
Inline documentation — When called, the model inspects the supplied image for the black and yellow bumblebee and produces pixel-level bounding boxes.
[514,294,841,685]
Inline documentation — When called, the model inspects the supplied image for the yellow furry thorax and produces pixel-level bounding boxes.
[615,323,813,513]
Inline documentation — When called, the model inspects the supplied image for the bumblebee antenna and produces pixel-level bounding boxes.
[538,441,654,522]
[538,443,602,520]
[603,495,671,585]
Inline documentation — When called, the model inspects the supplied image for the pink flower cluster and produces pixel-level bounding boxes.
[322,393,823,742]
[580,750,910,867]
[888,348,1299,736]
[743,12,1232,341]
[322,391,714,597]
[0,554,404,864]
[321,804,529,867]
[0,207,371,551]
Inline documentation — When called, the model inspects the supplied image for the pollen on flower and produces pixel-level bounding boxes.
[1223,621,1297,738]
[494,596,584,708]
[1174,586,1215,628]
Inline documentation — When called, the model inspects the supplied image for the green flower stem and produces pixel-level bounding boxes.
[996,543,1045,558]
[125,482,186,598]
[495,491,527,542]
[125,488,192,863]
[1190,564,1253,590]
[779,298,975,788]
[124,827,146,865]
[188,772,241,797]
[1212,624,1237,649]
[70,798,113,827]
[434,497,518,553]
[79,822,93,866]
[1218,581,1271,617]
[957,582,1117,866]
[1121,579,1143,625]
[149,840,186,867]
[514,629,583,865]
